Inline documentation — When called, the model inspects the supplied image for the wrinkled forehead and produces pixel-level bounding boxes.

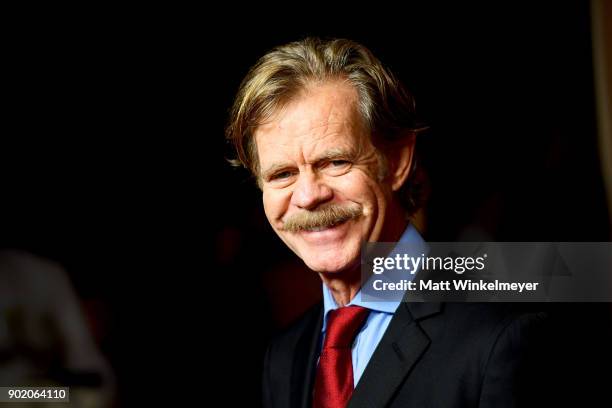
[253,81,370,160]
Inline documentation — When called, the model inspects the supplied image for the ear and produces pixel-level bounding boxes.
[386,133,416,192]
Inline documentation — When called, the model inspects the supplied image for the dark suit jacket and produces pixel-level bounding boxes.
[263,302,550,408]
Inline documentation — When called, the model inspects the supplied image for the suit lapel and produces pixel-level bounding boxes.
[290,303,323,408]
[347,302,442,408]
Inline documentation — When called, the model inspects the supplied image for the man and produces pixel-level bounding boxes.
[226,38,547,408]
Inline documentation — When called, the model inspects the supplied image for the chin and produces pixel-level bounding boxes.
[281,229,363,274]
[301,250,359,274]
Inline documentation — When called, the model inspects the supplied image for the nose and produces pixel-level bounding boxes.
[290,169,333,210]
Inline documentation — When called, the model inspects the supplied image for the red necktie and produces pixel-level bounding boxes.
[313,305,370,408]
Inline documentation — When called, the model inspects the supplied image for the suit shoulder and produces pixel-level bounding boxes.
[267,302,322,355]
[419,303,548,362]
[441,303,547,333]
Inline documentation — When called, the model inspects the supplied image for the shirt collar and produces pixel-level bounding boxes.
[321,223,427,331]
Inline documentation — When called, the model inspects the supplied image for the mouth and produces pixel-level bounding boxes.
[302,220,345,232]
[296,219,351,244]
[304,226,329,232]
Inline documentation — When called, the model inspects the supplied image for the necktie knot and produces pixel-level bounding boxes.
[323,305,370,349]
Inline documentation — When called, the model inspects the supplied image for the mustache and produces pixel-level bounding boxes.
[281,203,363,232]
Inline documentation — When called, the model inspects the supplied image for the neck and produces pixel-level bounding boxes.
[319,268,361,306]
[321,203,409,306]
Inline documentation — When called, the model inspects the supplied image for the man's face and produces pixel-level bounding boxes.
[255,81,397,274]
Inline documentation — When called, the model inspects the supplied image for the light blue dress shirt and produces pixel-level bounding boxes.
[320,223,428,386]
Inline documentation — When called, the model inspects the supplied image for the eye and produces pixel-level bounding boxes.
[322,159,352,175]
[273,171,292,179]
[330,160,350,167]
[269,170,296,182]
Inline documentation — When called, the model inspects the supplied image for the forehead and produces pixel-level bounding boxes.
[254,81,367,162]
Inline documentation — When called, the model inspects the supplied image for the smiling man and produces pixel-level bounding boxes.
[255,79,416,305]
[227,38,548,408]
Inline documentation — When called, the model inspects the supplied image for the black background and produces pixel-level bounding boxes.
[2,2,611,406]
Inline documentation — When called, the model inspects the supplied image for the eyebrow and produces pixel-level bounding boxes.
[260,147,356,181]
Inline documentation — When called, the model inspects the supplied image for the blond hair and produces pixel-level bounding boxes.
[226,37,428,214]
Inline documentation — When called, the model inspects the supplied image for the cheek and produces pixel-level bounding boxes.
[262,189,290,222]
[333,172,383,211]
[262,190,276,220]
